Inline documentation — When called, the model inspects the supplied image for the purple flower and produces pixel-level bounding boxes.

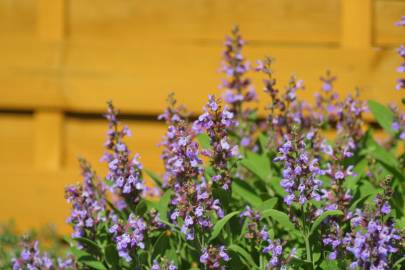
[168,178,224,240]
[193,96,239,189]
[65,159,106,240]
[108,214,147,262]
[200,245,230,269]
[334,170,345,180]
[274,133,323,206]
[12,240,76,270]
[101,102,144,205]
[151,258,177,270]
[261,238,291,269]
[324,195,402,269]
[396,20,405,90]
[381,202,391,214]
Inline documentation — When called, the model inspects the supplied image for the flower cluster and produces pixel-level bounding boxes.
[313,70,339,125]
[151,258,177,270]
[240,207,294,270]
[262,238,294,270]
[274,133,323,206]
[396,16,405,90]
[65,159,106,239]
[170,179,224,240]
[257,58,306,144]
[193,95,239,189]
[221,26,255,116]
[108,214,147,262]
[343,199,401,269]
[239,206,262,240]
[12,240,75,270]
[391,105,405,140]
[101,101,144,205]
[322,177,401,268]
[200,245,230,270]
[159,93,193,186]
[221,26,259,148]
[161,119,203,187]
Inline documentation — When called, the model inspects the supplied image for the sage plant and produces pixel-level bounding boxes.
[11,25,405,270]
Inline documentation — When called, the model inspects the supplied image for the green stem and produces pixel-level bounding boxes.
[302,205,314,270]
[304,235,312,263]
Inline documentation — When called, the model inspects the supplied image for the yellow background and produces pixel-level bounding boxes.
[0,0,404,233]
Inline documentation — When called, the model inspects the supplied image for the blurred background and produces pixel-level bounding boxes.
[0,0,404,233]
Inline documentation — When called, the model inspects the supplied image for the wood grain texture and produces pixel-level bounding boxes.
[37,0,65,41]
[33,110,64,170]
[341,0,372,48]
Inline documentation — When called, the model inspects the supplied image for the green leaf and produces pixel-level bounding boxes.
[363,139,398,168]
[157,190,172,222]
[209,211,240,242]
[74,237,102,256]
[240,151,271,182]
[144,168,163,188]
[135,199,147,216]
[393,256,405,268]
[368,100,394,135]
[254,198,278,212]
[261,209,295,231]
[69,246,90,259]
[82,261,108,270]
[319,260,339,270]
[289,257,312,267]
[258,133,269,152]
[309,210,343,237]
[104,244,119,269]
[232,180,262,207]
[152,232,170,258]
[343,159,367,190]
[146,200,159,211]
[350,196,372,212]
[196,133,211,149]
[228,244,258,268]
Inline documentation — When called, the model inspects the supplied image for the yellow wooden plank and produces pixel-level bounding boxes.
[67,0,340,44]
[37,0,65,41]
[0,44,402,114]
[43,45,405,113]
[33,110,64,170]
[0,0,36,38]
[341,0,373,49]
[0,169,76,233]
[375,0,405,46]
[0,114,34,169]
[65,118,166,174]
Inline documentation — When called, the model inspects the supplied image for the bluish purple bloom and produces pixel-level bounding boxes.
[151,258,177,270]
[200,245,230,269]
[274,133,323,206]
[101,102,144,205]
[108,214,147,262]
[12,240,76,270]
[65,159,106,239]
[193,95,239,189]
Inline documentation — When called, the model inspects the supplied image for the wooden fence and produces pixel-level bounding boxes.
[0,0,404,232]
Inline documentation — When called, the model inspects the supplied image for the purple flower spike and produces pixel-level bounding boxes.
[274,133,323,206]
[12,240,76,270]
[200,245,230,269]
[101,102,144,206]
[193,95,239,189]
[65,159,106,240]
[108,214,147,262]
